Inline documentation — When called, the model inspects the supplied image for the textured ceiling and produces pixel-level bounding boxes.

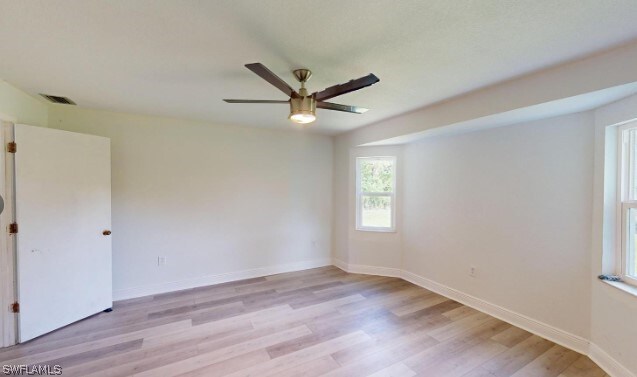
[2,1,637,134]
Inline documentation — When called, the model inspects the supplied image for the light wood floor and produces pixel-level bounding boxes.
[0,266,607,377]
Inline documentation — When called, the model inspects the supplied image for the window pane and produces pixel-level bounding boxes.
[628,208,637,278]
[360,159,394,193]
[361,195,392,228]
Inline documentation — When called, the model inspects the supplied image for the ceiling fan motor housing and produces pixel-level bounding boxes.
[289,94,316,119]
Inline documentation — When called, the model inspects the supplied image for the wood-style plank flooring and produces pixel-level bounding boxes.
[0,266,608,376]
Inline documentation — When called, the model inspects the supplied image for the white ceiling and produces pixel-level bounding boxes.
[1,1,637,134]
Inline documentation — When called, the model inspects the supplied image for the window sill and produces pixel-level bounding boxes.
[601,279,637,298]
[355,228,397,233]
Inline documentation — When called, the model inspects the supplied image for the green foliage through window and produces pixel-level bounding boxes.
[360,159,394,193]
[358,158,394,220]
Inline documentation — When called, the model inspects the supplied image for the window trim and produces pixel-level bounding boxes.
[617,123,637,287]
[355,156,397,232]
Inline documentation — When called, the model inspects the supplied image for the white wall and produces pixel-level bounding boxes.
[332,137,350,265]
[591,94,637,374]
[48,106,333,299]
[332,138,404,270]
[332,143,405,272]
[0,80,48,126]
[329,39,637,374]
[402,112,595,339]
[335,98,637,374]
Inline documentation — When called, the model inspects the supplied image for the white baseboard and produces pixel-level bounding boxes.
[332,259,634,377]
[400,270,590,354]
[332,259,401,278]
[332,258,348,272]
[113,258,332,301]
[589,343,636,377]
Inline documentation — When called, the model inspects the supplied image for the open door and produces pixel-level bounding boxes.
[14,124,112,342]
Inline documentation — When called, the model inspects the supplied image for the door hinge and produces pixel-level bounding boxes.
[10,302,19,313]
[7,142,16,153]
[9,223,18,234]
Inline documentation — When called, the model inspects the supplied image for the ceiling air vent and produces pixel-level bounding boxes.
[39,94,76,105]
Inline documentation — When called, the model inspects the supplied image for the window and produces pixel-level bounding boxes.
[619,124,637,286]
[356,156,396,232]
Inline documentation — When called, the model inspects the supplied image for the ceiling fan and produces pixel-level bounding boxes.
[224,63,379,124]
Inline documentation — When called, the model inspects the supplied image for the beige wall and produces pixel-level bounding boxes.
[48,106,333,299]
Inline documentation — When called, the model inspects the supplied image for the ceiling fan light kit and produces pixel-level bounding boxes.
[289,97,316,124]
[224,63,379,127]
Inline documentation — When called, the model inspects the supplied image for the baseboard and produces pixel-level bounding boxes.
[332,258,348,272]
[332,260,634,377]
[589,343,636,377]
[113,258,332,301]
[332,259,401,278]
[400,270,590,355]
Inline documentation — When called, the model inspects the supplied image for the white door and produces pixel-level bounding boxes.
[14,124,112,342]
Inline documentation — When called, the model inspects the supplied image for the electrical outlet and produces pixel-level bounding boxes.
[470,266,476,278]
[157,256,167,266]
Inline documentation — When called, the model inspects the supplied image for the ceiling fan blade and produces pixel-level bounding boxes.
[314,73,379,102]
[317,102,369,114]
[245,63,298,98]
[223,99,289,104]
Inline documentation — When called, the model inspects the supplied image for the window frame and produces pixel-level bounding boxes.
[355,156,397,232]
[617,123,637,287]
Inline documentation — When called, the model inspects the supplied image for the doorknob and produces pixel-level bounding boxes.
[102,230,112,236]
